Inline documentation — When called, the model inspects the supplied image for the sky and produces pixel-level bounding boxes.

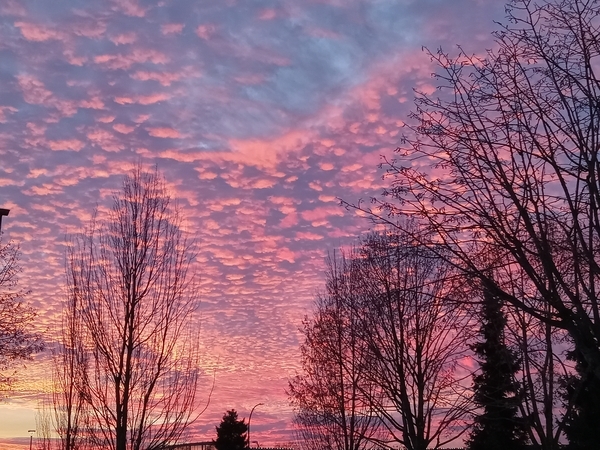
[0,0,506,447]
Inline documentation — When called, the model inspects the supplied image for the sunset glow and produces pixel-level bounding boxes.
[0,0,506,447]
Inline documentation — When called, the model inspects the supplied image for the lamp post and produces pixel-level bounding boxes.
[247,402,263,448]
[28,429,35,450]
[0,208,9,233]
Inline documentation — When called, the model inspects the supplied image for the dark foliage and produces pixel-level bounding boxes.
[467,285,528,450]
[560,350,600,450]
[215,410,249,450]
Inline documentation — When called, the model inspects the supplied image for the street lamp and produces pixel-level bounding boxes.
[247,402,264,448]
[0,208,9,233]
[28,429,35,450]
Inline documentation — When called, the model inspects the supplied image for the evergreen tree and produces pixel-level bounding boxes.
[467,285,528,450]
[214,409,249,450]
[560,349,600,450]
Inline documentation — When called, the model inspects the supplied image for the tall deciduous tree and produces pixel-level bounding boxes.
[214,410,248,450]
[292,228,471,450]
[355,231,472,450]
[468,284,528,450]
[0,239,43,392]
[65,167,201,450]
[289,251,383,450]
[360,0,600,385]
[53,269,90,450]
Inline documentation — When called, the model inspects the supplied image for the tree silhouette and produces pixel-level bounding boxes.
[468,284,528,450]
[289,250,383,450]
[560,349,600,450]
[63,166,201,450]
[214,409,248,450]
[351,0,600,384]
[0,239,43,391]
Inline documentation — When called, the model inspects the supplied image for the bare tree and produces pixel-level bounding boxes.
[37,397,59,450]
[355,0,600,382]
[289,251,384,450]
[508,301,572,450]
[353,230,472,450]
[0,239,43,392]
[65,167,201,450]
[53,269,91,450]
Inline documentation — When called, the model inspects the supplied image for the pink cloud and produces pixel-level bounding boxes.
[278,204,296,215]
[279,213,298,228]
[113,123,135,134]
[48,139,85,152]
[296,231,323,241]
[17,74,52,105]
[0,106,17,123]
[258,9,277,20]
[252,178,276,189]
[308,182,322,191]
[26,121,46,135]
[270,196,298,205]
[196,24,216,40]
[161,23,185,35]
[1,1,26,16]
[63,50,87,66]
[131,71,183,86]
[157,149,201,162]
[110,32,137,45]
[114,0,146,17]
[147,127,180,138]
[198,171,218,180]
[80,96,105,109]
[114,96,134,105]
[86,128,123,152]
[318,195,336,202]
[98,115,115,123]
[222,129,313,170]
[74,20,106,38]
[276,247,295,263]
[134,114,150,123]
[94,49,169,70]
[114,93,169,105]
[301,206,344,222]
[14,21,64,42]
[25,183,63,196]
[341,163,362,172]
[138,93,170,105]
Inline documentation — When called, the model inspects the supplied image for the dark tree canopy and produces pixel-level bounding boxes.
[560,349,600,450]
[468,285,528,450]
[215,409,248,450]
